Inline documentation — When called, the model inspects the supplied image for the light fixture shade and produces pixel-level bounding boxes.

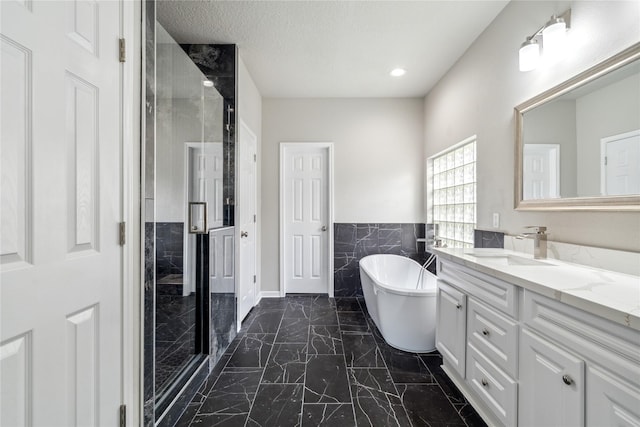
[519,39,540,72]
[542,17,567,61]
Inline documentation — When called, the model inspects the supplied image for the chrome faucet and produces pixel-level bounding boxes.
[517,226,547,259]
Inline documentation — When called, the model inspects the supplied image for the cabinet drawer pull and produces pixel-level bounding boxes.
[482,328,490,336]
[562,374,573,386]
[456,303,462,309]
[481,378,489,387]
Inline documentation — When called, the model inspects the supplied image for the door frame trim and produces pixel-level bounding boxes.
[279,142,334,297]
[236,119,258,330]
[120,0,141,424]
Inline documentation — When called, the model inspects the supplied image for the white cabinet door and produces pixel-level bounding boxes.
[587,364,640,426]
[436,281,467,378]
[519,328,584,427]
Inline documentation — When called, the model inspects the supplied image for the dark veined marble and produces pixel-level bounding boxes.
[174,295,487,427]
[156,222,184,277]
[304,355,352,404]
[334,223,430,297]
[349,368,411,427]
[302,403,355,427]
[474,229,505,249]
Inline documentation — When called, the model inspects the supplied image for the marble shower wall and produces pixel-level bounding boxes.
[156,222,184,278]
[334,223,429,297]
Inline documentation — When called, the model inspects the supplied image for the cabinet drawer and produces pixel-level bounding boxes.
[466,343,517,427]
[523,290,640,380]
[467,297,518,378]
[439,260,518,318]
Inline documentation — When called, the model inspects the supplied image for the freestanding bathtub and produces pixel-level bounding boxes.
[359,254,437,353]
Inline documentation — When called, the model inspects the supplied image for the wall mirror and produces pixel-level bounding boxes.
[515,42,640,210]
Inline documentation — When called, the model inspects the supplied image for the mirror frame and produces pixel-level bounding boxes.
[515,41,640,211]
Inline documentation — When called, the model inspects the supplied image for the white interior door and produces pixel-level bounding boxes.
[237,121,257,324]
[601,130,640,196]
[1,1,123,425]
[523,144,560,199]
[183,142,223,295]
[280,143,332,295]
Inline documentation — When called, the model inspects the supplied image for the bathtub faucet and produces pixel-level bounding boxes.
[516,226,547,259]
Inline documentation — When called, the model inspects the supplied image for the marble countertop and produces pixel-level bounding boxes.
[433,247,640,331]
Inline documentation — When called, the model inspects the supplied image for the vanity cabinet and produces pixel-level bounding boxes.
[519,327,584,427]
[436,282,467,377]
[436,258,640,427]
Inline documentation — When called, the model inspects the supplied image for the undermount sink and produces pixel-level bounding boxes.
[464,251,552,266]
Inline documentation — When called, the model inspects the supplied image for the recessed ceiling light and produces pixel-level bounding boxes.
[203,80,214,87]
[390,68,406,77]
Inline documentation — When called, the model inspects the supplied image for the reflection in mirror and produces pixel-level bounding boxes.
[515,42,640,210]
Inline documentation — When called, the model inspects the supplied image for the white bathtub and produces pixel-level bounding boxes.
[359,254,437,353]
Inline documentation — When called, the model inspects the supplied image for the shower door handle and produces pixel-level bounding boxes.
[188,202,208,234]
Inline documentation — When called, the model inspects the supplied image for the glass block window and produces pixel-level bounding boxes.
[430,136,476,248]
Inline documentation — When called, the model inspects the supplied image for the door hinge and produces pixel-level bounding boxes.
[253,154,257,162]
[119,404,126,427]
[119,38,126,63]
[253,214,257,223]
[604,156,608,166]
[253,275,256,283]
[119,222,126,246]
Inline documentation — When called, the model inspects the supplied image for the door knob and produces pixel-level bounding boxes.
[562,374,573,385]
[321,225,327,232]
[241,231,248,238]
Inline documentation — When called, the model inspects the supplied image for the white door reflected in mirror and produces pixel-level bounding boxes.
[601,130,640,196]
[523,144,560,200]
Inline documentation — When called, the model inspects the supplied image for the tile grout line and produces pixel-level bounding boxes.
[336,303,359,426]
[300,314,311,427]
[366,314,416,427]
[186,324,244,426]
[243,307,284,427]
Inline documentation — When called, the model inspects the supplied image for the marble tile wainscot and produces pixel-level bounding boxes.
[334,223,430,297]
[473,229,504,249]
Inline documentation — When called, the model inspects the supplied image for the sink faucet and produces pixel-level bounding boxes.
[517,226,547,259]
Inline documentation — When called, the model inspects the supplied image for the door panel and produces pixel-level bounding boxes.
[523,143,559,199]
[1,1,122,425]
[603,130,640,195]
[282,144,331,294]
[237,121,257,324]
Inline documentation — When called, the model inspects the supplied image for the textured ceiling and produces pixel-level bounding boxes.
[157,1,509,98]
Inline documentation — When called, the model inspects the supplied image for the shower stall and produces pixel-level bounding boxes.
[142,3,237,424]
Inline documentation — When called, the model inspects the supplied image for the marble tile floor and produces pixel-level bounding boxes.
[175,295,486,427]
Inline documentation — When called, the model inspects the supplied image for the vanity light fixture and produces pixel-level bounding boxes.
[390,68,406,77]
[518,9,571,72]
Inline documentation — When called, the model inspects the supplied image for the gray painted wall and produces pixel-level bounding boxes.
[261,98,425,292]
[423,0,640,251]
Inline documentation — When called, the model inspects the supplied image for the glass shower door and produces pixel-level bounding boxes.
[152,23,224,418]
